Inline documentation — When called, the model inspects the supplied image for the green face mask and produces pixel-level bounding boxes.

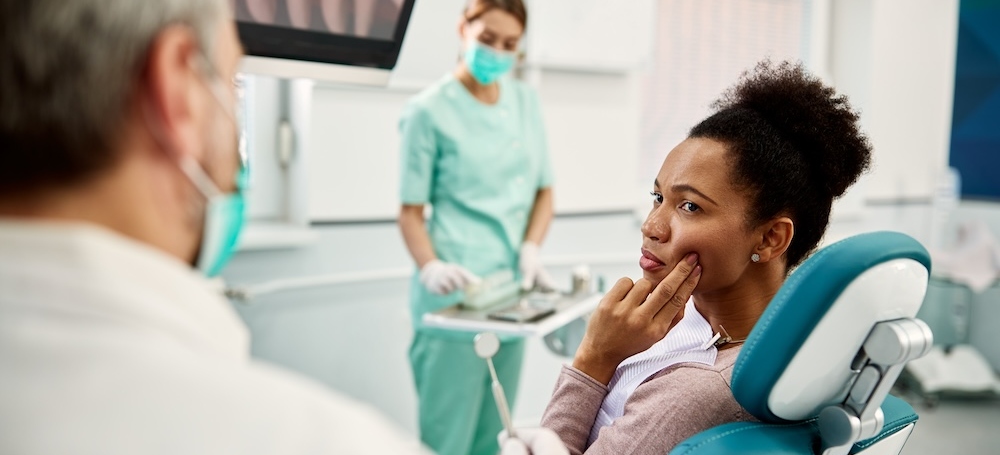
[464,41,517,85]
[199,191,246,277]
[179,155,247,278]
[181,60,247,278]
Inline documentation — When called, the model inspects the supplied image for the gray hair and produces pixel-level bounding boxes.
[0,0,228,193]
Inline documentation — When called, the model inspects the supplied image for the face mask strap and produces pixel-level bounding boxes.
[178,155,224,200]
[183,52,246,198]
[193,54,240,128]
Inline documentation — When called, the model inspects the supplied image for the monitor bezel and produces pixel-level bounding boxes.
[236,0,416,70]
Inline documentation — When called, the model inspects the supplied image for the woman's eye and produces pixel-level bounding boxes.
[650,191,663,204]
[680,201,700,212]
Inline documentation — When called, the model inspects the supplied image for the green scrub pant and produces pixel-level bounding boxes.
[409,330,525,455]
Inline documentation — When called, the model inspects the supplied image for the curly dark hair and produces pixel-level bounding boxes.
[689,60,872,271]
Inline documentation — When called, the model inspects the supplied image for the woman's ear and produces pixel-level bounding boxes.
[755,217,794,263]
[457,17,467,41]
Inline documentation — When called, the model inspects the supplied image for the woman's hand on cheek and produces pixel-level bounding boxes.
[571,254,701,385]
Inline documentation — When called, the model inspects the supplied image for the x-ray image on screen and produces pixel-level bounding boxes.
[233,0,405,41]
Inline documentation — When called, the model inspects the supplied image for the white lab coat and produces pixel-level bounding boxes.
[0,220,429,455]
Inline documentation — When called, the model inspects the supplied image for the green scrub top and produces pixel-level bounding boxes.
[400,75,553,336]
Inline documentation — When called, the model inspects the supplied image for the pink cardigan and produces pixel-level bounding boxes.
[540,346,756,455]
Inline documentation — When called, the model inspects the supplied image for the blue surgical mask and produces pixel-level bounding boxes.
[464,41,516,85]
[179,59,247,277]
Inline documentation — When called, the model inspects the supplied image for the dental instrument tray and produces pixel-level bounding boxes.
[462,270,523,310]
[422,287,601,337]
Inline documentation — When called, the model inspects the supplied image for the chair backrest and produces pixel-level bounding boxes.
[671,231,934,455]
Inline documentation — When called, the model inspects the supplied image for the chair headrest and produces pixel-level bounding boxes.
[732,231,931,423]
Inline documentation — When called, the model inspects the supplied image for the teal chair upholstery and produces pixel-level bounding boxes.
[671,231,934,455]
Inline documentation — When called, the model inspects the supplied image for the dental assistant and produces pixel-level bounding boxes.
[397,1,555,454]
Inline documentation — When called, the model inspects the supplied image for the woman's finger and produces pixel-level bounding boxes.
[442,269,461,293]
[639,253,698,318]
[623,278,653,306]
[653,265,701,326]
[603,277,636,304]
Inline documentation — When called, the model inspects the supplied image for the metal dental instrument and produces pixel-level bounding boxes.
[474,332,516,439]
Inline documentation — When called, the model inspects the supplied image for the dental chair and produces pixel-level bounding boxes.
[670,231,934,455]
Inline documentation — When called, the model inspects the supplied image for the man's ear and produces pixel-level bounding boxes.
[754,216,794,263]
[141,25,203,161]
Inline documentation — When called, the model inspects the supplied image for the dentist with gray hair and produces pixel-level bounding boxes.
[0,0,564,453]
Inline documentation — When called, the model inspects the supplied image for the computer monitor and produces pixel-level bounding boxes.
[234,0,416,86]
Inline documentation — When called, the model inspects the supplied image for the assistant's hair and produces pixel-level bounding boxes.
[464,0,528,29]
[690,60,872,271]
[0,0,228,195]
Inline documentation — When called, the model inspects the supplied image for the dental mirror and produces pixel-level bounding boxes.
[474,331,500,358]
[474,332,516,439]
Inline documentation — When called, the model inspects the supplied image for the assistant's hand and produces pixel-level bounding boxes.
[572,253,701,384]
[498,428,569,455]
[519,242,556,291]
[419,260,481,295]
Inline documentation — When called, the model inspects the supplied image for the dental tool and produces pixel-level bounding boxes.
[474,332,516,439]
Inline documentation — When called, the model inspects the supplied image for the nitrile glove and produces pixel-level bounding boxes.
[419,259,481,295]
[498,428,569,455]
[519,242,555,291]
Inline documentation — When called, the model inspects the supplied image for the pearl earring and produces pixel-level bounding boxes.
[751,253,760,263]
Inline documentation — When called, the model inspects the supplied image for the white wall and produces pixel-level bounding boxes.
[243,0,965,234]
[830,0,959,202]
[532,70,641,214]
[306,85,411,221]
[304,71,642,221]
[387,0,468,90]
[523,0,655,72]
[301,2,651,222]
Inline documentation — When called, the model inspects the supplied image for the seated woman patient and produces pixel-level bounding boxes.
[539,60,873,454]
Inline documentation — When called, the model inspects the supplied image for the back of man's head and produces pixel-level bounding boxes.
[0,0,227,195]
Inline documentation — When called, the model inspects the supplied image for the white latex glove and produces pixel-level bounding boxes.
[419,259,481,295]
[498,428,569,455]
[519,242,556,291]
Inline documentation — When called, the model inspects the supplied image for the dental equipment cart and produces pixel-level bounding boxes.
[422,288,600,338]
[422,267,601,352]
